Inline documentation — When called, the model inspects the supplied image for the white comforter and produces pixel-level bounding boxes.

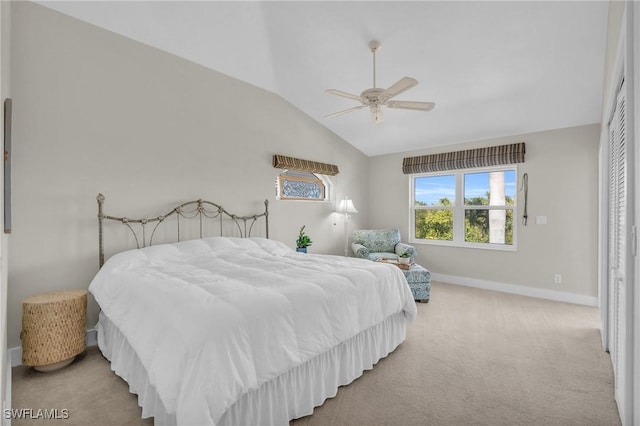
[89,237,416,425]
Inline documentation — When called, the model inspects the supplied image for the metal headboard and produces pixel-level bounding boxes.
[97,193,269,267]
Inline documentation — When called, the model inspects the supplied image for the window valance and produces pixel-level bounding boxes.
[402,142,525,174]
[272,154,339,176]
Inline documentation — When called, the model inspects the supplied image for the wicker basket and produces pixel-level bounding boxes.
[22,289,87,370]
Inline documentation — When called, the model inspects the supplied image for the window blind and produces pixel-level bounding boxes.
[402,142,525,174]
[272,154,339,176]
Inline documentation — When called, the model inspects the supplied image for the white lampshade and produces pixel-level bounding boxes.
[337,198,358,214]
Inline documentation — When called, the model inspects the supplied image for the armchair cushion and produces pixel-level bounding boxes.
[368,252,399,261]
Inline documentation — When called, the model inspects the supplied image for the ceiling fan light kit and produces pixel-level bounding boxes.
[325,40,435,124]
[370,105,383,124]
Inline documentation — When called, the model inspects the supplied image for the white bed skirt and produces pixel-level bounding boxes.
[97,311,407,425]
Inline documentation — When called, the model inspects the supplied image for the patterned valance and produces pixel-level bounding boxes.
[402,142,525,174]
[272,154,339,176]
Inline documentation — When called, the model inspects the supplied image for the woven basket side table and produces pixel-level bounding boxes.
[22,289,87,372]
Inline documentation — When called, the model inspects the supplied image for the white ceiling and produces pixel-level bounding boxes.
[36,1,609,157]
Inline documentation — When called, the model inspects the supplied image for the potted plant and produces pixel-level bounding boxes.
[398,252,411,264]
[296,226,313,253]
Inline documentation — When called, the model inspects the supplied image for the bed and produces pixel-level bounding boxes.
[89,194,417,425]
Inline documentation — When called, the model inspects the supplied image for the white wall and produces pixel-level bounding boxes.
[368,124,600,299]
[6,2,369,348]
[0,0,10,418]
[602,1,625,121]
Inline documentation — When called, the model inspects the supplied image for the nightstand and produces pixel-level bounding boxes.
[21,289,87,372]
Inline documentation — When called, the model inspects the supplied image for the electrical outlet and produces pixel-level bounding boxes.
[554,274,562,284]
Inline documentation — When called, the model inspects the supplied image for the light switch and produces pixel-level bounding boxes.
[535,216,547,225]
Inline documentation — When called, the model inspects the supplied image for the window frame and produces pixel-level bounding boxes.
[409,165,518,251]
[275,170,329,202]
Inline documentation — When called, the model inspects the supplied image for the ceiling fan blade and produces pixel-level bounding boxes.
[386,100,435,111]
[324,105,367,119]
[326,89,365,102]
[382,77,419,99]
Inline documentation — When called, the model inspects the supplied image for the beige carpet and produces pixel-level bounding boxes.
[12,282,621,426]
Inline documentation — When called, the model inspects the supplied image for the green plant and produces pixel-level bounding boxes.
[296,225,313,248]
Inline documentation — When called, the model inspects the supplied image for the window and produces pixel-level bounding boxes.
[411,166,517,250]
[276,170,326,201]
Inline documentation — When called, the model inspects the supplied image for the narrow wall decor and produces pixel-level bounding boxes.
[4,98,12,233]
[520,173,529,226]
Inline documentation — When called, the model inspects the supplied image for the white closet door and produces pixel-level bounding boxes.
[607,81,629,422]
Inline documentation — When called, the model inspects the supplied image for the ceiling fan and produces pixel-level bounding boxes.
[325,40,435,124]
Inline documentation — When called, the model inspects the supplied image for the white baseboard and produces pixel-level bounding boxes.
[431,273,598,307]
[86,328,97,348]
[8,328,97,368]
[5,355,11,426]
[8,347,19,369]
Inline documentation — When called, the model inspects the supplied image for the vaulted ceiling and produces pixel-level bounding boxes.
[37,1,608,156]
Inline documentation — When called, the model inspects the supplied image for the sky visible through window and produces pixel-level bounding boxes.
[415,171,516,205]
[415,175,456,205]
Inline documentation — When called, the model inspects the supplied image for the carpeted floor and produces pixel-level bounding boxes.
[11,282,621,426]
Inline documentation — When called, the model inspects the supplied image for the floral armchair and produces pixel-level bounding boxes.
[351,229,417,261]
